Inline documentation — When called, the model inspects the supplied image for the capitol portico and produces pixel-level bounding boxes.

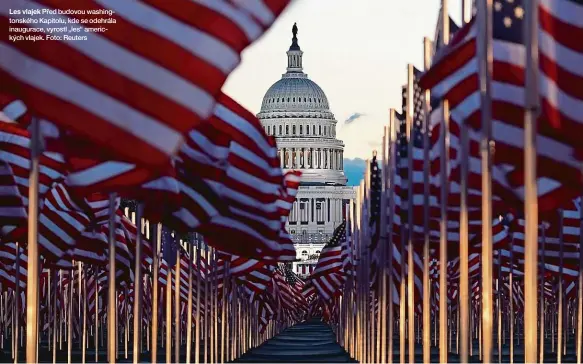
[257,23,355,277]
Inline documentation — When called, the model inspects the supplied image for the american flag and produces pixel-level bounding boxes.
[419,0,582,213]
[311,221,346,278]
[305,222,347,301]
[0,0,292,169]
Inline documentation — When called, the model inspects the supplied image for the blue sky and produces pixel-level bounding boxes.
[224,0,463,159]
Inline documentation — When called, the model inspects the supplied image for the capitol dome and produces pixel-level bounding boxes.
[257,23,347,186]
[259,76,331,113]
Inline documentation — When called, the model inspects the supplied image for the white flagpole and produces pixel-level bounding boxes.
[94,268,98,363]
[204,243,211,363]
[165,256,172,364]
[107,193,117,363]
[82,268,87,364]
[558,211,564,364]
[578,196,583,364]
[68,267,73,364]
[174,246,181,362]
[186,242,193,364]
[26,117,40,364]
[524,0,540,362]
[539,225,546,363]
[152,224,161,364]
[439,1,450,362]
[458,2,471,361]
[405,63,416,364]
[14,243,20,364]
[388,109,397,364]
[422,37,433,364]
[477,0,494,362]
[195,240,202,364]
[133,205,143,364]
[379,126,388,364]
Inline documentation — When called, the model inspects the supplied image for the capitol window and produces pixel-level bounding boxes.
[306,126,309,135]
[319,125,321,135]
[279,125,282,135]
[292,125,296,135]
[301,250,308,256]
[286,125,289,134]
[299,125,303,134]
[313,125,316,134]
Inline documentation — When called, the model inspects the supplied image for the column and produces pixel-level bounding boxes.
[295,148,300,169]
[329,149,333,170]
[280,149,284,168]
[320,149,324,169]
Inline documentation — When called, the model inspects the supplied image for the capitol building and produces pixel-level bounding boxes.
[257,24,355,277]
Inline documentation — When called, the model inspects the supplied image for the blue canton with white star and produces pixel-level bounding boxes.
[493,0,524,43]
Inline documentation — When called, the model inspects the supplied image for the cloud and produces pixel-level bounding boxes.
[344,112,366,124]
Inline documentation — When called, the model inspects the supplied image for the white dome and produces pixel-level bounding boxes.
[260,74,330,113]
[257,23,347,187]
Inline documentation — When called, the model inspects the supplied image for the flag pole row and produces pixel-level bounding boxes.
[0,203,307,363]
[333,0,583,363]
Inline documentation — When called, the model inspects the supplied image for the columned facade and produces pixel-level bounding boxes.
[257,24,355,276]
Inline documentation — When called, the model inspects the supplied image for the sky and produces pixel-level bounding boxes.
[224,0,463,159]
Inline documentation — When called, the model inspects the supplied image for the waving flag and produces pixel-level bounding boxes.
[419,0,582,212]
[161,226,178,268]
[0,0,291,169]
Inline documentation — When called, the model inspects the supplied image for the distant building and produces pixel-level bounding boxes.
[257,24,355,277]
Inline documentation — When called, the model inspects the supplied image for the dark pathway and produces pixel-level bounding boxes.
[234,319,356,363]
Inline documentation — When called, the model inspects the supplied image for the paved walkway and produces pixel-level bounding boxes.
[235,319,356,363]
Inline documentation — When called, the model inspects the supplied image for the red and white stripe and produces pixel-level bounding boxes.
[0,0,291,168]
[538,0,583,154]
[191,94,296,261]
[0,121,66,240]
[420,16,582,213]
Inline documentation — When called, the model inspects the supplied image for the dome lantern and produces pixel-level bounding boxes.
[286,22,303,73]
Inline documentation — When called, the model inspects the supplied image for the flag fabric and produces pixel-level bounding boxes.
[368,155,381,251]
[161,226,178,268]
[0,0,292,169]
[0,93,30,125]
[419,0,582,213]
[191,93,296,261]
[538,0,583,155]
[0,121,66,240]
[304,222,348,302]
